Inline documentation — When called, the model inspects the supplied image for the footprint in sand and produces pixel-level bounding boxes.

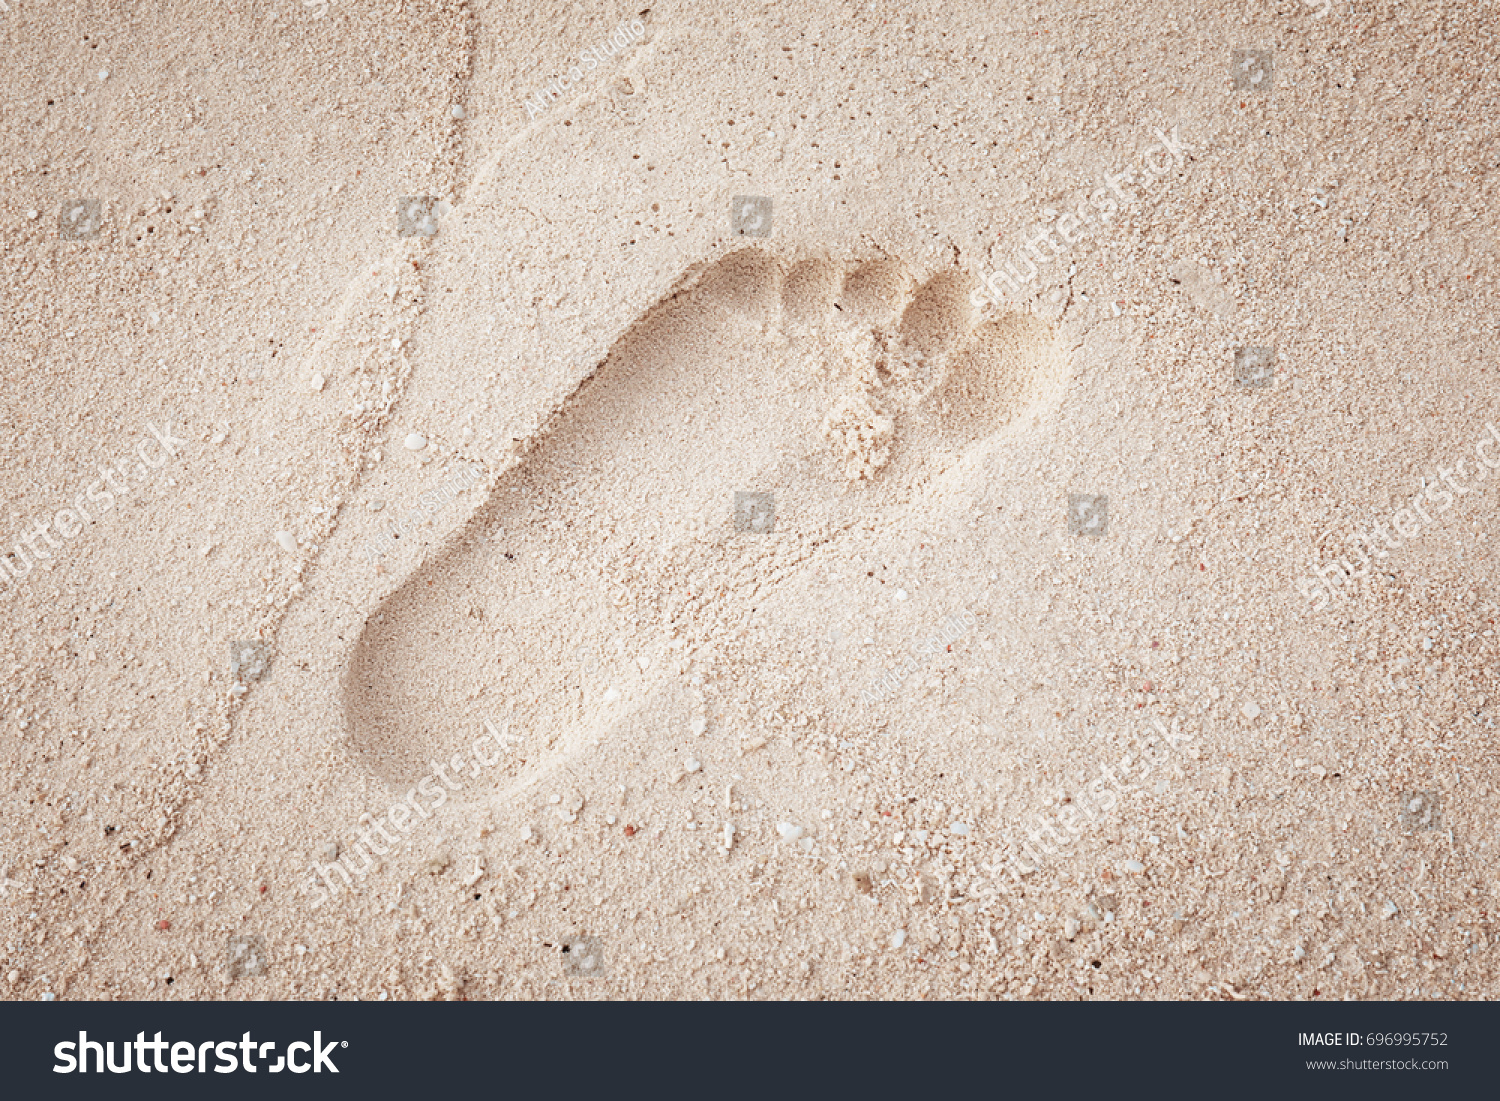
[342,247,1070,792]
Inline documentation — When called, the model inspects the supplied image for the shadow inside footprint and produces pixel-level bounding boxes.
[343,248,1069,791]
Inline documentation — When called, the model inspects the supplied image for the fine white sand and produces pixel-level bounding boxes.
[2,1,1498,1000]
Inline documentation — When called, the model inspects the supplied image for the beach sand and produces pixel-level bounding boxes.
[2,0,1498,1000]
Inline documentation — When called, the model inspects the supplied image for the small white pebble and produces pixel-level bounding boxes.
[949,822,971,836]
[1240,701,1262,721]
[890,930,906,949]
[211,431,226,445]
[776,822,803,842]
[275,530,298,554]
[450,104,465,119]
[40,992,55,1001]
[637,655,650,671]
[602,687,621,704]
[1124,859,1145,874]
[311,373,325,391]
[26,209,39,221]
[519,826,533,841]
[690,716,707,736]
[684,757,701,773]
[1064,918,1080,940]
[404,432,427,451]
[1292,945,1306,962]
[99,70,110,81]
[894,588,909,601]
[722,822,734,849]
[1382,900,1399,920]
